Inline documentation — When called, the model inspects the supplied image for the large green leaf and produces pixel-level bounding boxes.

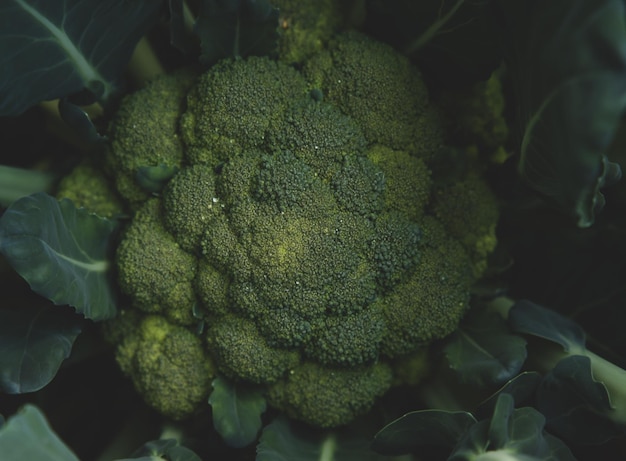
[508,300,586,353]
[538,355,623,445]
[0,193,118,320]
[0,405,79,461]
[501,0,625,226]
[0,305,82,394]
[208,376,266,448]
[0,0,163,115]
[444,310,527,387]
[372,410,476,456]
[117,439,201,461]
[257,418,386,461]
[449,394,576,461]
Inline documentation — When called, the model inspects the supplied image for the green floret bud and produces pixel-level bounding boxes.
[106,69,197,207]
[181,56,308,164]
[273,0,343,64]
[304,306,385,366]
[254,151,330,213]
[113,314,215,420]
[207,315,300,384]
[432,173,499,278]
[162,164,222,252]
[303,31,442,155]
[267,361,393,428]
[378,217,473,356]
[372,211,422,290]
[331,154,385,217]
[116,198,197,325]
[194,258,230,317]
[266,100,367,180]
[367,144,432,221]
[56,160,125,218]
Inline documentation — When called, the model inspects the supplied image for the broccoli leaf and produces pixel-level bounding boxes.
[508,299,586,353]
[0,305,82,394]
[449,394,576,461]
[118,438,201,461]
[501,0,626,227]
[476,371,542,418]
[538,355,623,445]
[0,405,79,461]
[444,310,527,387]
[371,410,476,455]
[0,193,118,320]
[0,0,163,116]
[195,0,279,67]
[208,376,266,448]
[257,417,385,461]
[365,0,502,85]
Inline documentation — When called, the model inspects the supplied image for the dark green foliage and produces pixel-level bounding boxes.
[0,0,162,115]
[502,0,625,227]
[209,377,267,448]
[0,193,118,320]
[0,305,82,394]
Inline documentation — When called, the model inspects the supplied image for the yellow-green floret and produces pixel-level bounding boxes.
[112,313,215,420]
[104,20,500,428]
[56,161,125,218]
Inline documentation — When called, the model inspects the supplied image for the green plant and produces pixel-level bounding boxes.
[1,0,625,460]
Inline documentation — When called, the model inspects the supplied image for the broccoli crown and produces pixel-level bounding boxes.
[105,25,500,428]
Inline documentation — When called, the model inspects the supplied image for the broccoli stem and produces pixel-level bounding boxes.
[489,296,626,426]
[0,165,56,207]
[403,0,466,55]
[127,36,166,86]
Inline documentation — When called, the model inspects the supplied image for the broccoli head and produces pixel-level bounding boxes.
[103,21,500,428]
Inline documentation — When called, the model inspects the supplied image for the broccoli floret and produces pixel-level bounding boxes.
[55,160,125,218]
[332,154,385,217]
[304,306,385,366]
[377,217,473,357]
[273,0,343,64]
[162,163,223,252]
[113,314,215,420]
[372,211,422,290]
[206,315,300,384]
[180,57,308,164]
[267,361,393,428]
[367,144,432,222]
[440,69,509,163]
[432,173,499,278]
[116,198,197,325]
[303,31,444,157]
[106,70,196,207]
[266,100,367,180]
